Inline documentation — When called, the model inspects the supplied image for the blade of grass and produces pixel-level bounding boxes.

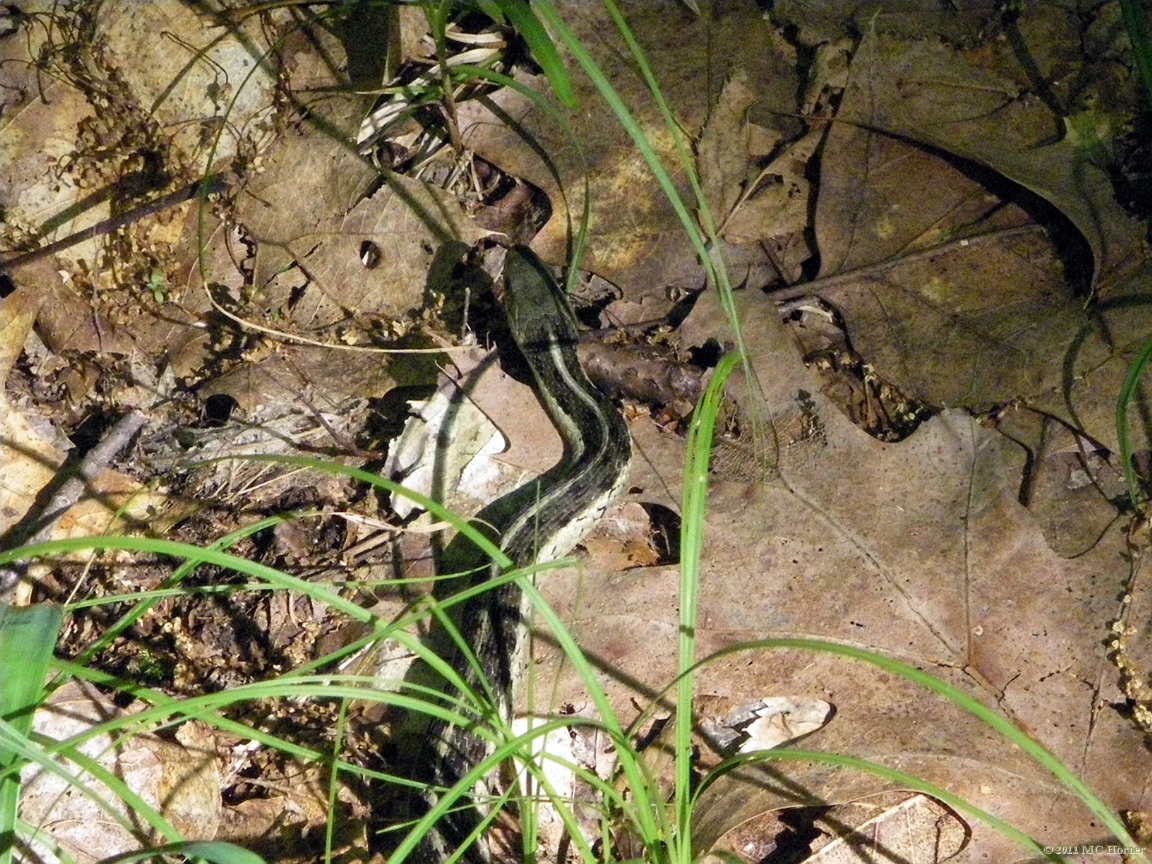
[530,1,706,267]
[533,0,760,380]
[674,351,741,863]
[48,662,427,791]
[200,454,512,568]
[593,0,777,468]
[0,602,61,864]
[498,0,576,108]
[390,714,627,864]
[0,678,479,792]
[1120,0,1152,106]
[100,840,268,864]
[1115,332,1152,510]
[0,535,483,714]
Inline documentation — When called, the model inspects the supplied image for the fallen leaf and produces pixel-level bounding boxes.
[536,298,1145,858]
[457,0,801,296]
[21,681,220,864]
[94,0,278,165]
[236,122,490,332]
[0,283,69,538]
[804,794,968,864]
[834,29,1142,286]
[792,25,1151,452]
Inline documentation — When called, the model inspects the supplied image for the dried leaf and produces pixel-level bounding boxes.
[805,794,968,864]
[21,681,220,863]
[237,126,490,331]
[541,397,1143,859]
[457,0,799,296]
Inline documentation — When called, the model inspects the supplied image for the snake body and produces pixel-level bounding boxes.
[411,246,632,862]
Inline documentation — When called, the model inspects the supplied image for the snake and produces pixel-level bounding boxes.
[407,245,632,862]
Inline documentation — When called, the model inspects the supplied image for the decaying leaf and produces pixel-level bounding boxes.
[20,681,220,864]
[236,124,490,332]
[797,25,1150,453]
[803,794,968,864]
[697,70,817,283]
[702,696,834,755]
[0,283,66,539]
[538,308,1145,859]
[834,30,1142,286]
[457,2,801,298]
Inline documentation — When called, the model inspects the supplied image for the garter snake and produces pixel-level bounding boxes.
[409,245,632,862]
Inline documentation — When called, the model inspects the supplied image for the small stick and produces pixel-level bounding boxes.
[0,174,229,273]
[25,409,149,546]
[0,409,148,602]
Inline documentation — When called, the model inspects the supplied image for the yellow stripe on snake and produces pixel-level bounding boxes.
[405,246,632,863]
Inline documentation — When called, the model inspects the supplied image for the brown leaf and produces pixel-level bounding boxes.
[698,70,777,223]
[537,344,1143,859]
[0,283,68,537]
[810,218,1083,410]
[770,0,1002,47]
[833,29,1142,286]
[95,0,278,165]
[22,681,220,863]
[0,38,94,239]
[457,0,800,295]
[237,122,490,331]
[804,794,968,863]
[795,26,1152,451]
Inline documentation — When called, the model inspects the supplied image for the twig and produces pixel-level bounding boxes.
[768,224,1044,302]
[0,409,148,602]
[0,174,230,273]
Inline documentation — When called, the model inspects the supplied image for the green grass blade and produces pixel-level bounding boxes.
[531,1,706,260]
[199,454,511,568]
[0,715,182,855]
[593,0,774,465]
[99,841,268,864]
[42,664,430,791]
[0,602,62,864]
[0,537,377,624]
[533,0,745,347]
[1120,0,1152,108]
[499,0,576,108]
[0,604,61,743]
[600,0,714,238]
[675,352,741,862]
[0,535,485,712]
[0,678,477,790]
[1115,332,1152,510]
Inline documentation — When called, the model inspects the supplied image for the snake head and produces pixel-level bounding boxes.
[502,246,581,352]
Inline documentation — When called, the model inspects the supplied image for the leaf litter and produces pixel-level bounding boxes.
[0,1,1150,862]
